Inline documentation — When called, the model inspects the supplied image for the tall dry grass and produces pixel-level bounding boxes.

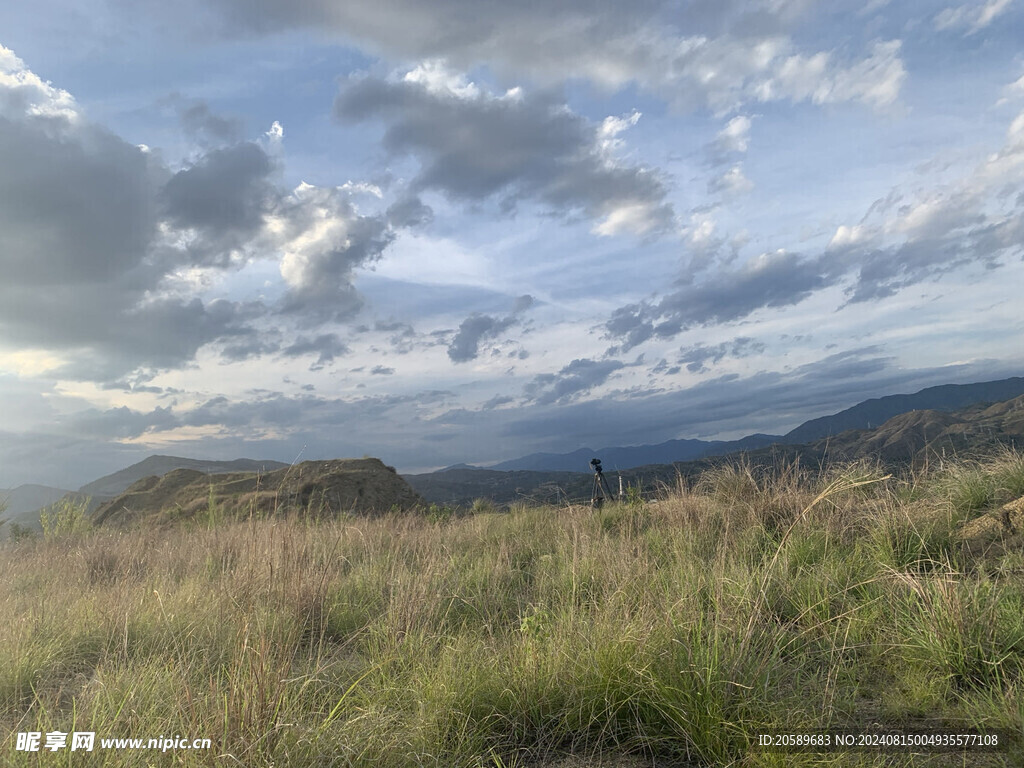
[1,454,1023,766]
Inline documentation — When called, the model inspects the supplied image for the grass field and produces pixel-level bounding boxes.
[2,451,1024,766]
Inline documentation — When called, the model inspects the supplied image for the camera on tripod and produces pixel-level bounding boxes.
[589,457,615,508]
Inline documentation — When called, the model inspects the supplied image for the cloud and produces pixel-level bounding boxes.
[385,195,433,228]
[272,182,395,321]
[707,114,752,163]
[752,40,905,111]
[203,1,904,114]
[705,115,754,197]
[176,98,244,146]
[4,349,1016,487]
[606,107,1024,349]
[523,358,626,405]
[0,46,405,382]
[607,249,830,351]
[0,44,78,121]
[161,142,275,237]
[447,295,534,362]
[336,64,674,236]
[59,405,179,441]
[935,0,1013,33]
[282,333,350,366]
[679,336,766,373]
[708,164,754,195]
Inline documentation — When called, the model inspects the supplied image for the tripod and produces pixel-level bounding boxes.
[590,458,615,508]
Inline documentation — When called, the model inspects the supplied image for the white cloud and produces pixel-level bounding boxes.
[708,164,754,195]
[593,202,669,237]
[271,181,392,317]
[935,0,1013,33]
[598,110,642,157]
[0,44,79,123]
[265,120,284,141]
[755,40,905,110]
[827,224,871,250]
[715,115,752,154]
[402,58,481,99]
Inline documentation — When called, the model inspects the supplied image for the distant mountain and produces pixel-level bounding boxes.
[405,392,1024,507]
[780,377,1024,444]
[486,435,784,473]
[483,377,1024,473]
[0,484,73,531]
[78,455,291,499]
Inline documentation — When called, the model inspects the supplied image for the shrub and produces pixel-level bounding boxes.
[39,497,92,542]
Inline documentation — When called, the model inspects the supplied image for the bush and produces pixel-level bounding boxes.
[39,497,92,541]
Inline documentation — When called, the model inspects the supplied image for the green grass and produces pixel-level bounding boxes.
[2,455,1024,766]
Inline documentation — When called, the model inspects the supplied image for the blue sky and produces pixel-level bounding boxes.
[0,0,1022,489]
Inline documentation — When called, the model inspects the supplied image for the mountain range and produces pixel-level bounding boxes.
[477,377,1024,473]
[404,379,1024,506]
[4,376,1024,528]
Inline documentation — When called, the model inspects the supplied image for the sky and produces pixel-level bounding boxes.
[1,0,1023,489]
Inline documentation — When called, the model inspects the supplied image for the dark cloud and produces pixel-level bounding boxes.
[220,333,282,362]
[161,142,275,237]
[178,100,244,146]
[208,0,667,83]
[500,353,1014,453]
[604,116,1024,350]
[282,334,350,366]
[678,336,766,373]
[523,358,626,405]
[336,71,673,235]
[371,365,395,375]
[447,295,534,362]
[650,358,682,376]
[385,195,433,228]
[59,405,178,440]
[482,394,515,409]
[447,314,516,363]
[606,249,831,351]
[0,117,159,286]
[0,48,409,382]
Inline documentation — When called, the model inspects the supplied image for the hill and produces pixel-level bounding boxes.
[809,395,1024,464]
[79,455,291,499]
[92,458,423,526]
